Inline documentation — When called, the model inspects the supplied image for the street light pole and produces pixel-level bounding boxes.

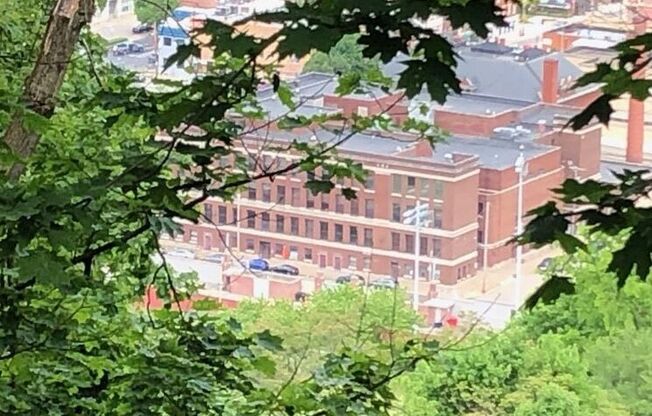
[403,202,430,312]
[481,200,491,294]
[413,201,421,312]
[514,149,526,310]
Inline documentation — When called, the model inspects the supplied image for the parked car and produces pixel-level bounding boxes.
[112,42,145,56]
[203,253,225,263]
[369,277,398,290]
[335,274,366,286]
[166,248,195,259]
[248,258,269,271]
[537,257,553,271]
[132,23,154,33]
[270,264,300,276]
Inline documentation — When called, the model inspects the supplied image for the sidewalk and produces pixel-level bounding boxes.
[90,14,140,41]
[436,245,559,301]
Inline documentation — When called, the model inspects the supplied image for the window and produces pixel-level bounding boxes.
[405,234,414,253]
[321,197,329,211]
[433,180,444,199]
[163,37,172,46]
[189,230,198,243]
[246,210,255,228]
[262,184,271,202]
[432,238,442,257]
[306,190,314,208]
[204,203,213,222]
[350,199,359,216]
[420,236,428,256]
[274,243,284,256]
[392,203,401,222]
[320,221,329,240]
[349,256,358,270]
[390,262,400,278]
[432,207,443,228]
[478,202,485,214]
[334,224,343,242]
[349,226,358,245]
[305,219,314,238]
[304,248,313,261]
[290,217,299,235]
[391,232,400,251]
[276,185,286,204]
[335,195,344,214]
[261,212,270,231]
[291,187,300,205]
[407,176,416,194]
[364,199,374,218]
[218,206,227,225]
[477,230,484,243]
[403,263,413,277]
[391,175,402,194]
[232,208,237,225]
[245,238,255,251]
[364,173,375,189]
[418,178,430,198]
[276,215,285,233]
[363,228,373,247]
[247,184,257,200]
[363,256,371,270]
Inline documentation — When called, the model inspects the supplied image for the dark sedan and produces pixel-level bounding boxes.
[270,264,300,276]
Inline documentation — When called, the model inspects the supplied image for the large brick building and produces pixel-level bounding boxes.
[177,44,602,285]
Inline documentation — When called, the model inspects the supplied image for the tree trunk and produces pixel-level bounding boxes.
[3,0,95,180]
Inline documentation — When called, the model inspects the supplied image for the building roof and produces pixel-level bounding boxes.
[436,136,554,169]
[246,127,553,170]
[257,97,340,119]
[158,25,189,39]
[454,49,583,103]
[384,46,585,107]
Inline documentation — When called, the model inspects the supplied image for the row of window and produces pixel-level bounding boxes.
[244,210,375,246]
[390,233,442,256]
[391,174,444,199]
[391,202,443,228]
[246,184,377,217]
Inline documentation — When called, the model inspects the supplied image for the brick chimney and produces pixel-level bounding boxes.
[626,19,647,164]
[541,58,559,104]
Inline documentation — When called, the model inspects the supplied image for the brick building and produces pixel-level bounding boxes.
[177,45,602,285]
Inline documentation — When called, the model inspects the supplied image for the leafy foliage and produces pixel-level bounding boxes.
[134,0,179,24]
[303,34,381,77]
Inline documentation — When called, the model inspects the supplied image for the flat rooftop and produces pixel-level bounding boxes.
[246,128,554,170]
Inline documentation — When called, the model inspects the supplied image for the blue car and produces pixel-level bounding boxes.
[248,258,269,271]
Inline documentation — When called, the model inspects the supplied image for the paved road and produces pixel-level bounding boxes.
[105,34,156,72]
[164,255,223,289]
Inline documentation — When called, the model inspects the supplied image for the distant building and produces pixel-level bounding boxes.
[531,0,593,17]
[174,45,603,284]
[155,1,306,80]
[94,0,134,23]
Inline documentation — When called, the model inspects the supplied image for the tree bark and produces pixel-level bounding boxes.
[3,0,95,180]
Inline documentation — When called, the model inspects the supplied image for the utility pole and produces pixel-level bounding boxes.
[481,200,491,293]
[403,202,431,311]
[514,148,526,310]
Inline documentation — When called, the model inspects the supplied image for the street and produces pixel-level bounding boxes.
[106,34,156,72]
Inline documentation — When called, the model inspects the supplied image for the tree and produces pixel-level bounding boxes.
[134,0,179,24]
[233,286,421,385]
[303,35,381,76]
[0,0,502,414]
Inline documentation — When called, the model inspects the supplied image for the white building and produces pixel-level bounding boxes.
[156,0,284,79]
[94,0,134,23]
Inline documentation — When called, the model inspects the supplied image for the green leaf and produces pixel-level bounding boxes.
[523,275,576,309]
